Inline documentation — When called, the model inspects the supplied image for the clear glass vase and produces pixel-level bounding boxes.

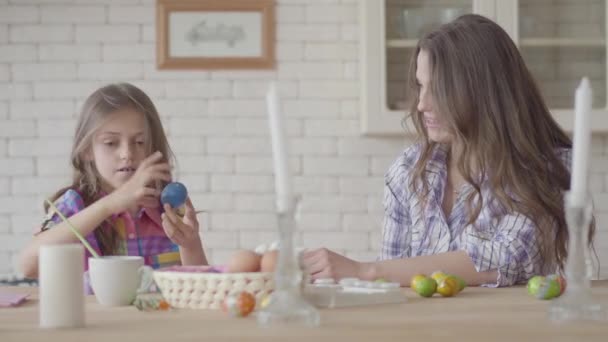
[548,191,605,321]
[256,197,320,327]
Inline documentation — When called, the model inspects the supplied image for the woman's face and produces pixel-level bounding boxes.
[416,50,452,144]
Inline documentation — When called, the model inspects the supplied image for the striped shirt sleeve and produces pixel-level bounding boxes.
[463,213,543,287]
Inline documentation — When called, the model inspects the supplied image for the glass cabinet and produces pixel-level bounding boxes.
[361,0,608,136]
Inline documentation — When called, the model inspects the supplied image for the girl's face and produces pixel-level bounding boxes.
[416,50,452,144]
[89,108,148,192]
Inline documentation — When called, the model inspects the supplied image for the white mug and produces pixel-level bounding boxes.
[88,256,153,306]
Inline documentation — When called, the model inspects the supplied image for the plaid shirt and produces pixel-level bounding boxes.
[381,143,571,287]
[38,189,181,271]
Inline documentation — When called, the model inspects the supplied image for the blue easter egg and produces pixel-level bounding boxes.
[161,182,188,208]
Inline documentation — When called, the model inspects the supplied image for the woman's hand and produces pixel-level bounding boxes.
[301,248,371,281]
[161,197,201,250]
[106,151,171,214]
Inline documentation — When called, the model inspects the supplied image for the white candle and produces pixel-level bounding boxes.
[39,244,85,328]
[570,77,592,207]
[266,82,292,213]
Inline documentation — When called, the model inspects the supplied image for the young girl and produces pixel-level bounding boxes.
[20,83,208,278]
[302,14,595,287]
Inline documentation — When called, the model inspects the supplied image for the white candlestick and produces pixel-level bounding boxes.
[266,82,292,213]
[39,244,85,328]
[570,77,592,207]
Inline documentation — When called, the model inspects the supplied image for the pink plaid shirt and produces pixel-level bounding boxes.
[38,189,182,271]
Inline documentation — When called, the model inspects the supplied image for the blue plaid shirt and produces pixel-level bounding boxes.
[381,143,571,287]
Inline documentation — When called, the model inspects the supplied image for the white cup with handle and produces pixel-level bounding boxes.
[88,256,153,306]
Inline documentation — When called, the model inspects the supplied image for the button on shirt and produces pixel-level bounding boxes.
[38,189,182,271]
[380,143,571,287]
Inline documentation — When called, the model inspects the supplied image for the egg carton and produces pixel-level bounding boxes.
[303,278,407,308]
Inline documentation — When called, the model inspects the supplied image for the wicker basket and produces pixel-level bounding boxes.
[153,266,274,309]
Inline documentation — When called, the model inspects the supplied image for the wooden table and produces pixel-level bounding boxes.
[2,282,608,341]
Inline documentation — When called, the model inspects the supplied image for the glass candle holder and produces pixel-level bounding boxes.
[256,196,320,327]
[548,191,605,321]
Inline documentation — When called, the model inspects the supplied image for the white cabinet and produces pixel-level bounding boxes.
[360,0,608,136]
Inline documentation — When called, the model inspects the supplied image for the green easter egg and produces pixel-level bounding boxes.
[414,277,437,298]
[538,278,561,300]
[547,274,567,296]
[527,276,544,297]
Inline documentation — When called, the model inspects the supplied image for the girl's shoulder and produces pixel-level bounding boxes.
[39,188,87,233]
[49,188,86,215]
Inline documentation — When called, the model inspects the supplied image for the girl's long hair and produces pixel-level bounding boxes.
[45,83,174,255]
[406,14,593,272]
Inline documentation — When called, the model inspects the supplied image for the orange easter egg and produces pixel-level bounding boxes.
[222,291,256,317]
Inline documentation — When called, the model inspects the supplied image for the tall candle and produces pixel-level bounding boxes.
[570,77,592,207]
[266,82,292,213]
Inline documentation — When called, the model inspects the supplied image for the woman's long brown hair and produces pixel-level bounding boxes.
[406,14,594,272]
[44,83,175,255]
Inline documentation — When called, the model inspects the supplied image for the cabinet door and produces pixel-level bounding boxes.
[497,0,608,131]
[361,0,492,136]
[521,0,606,108]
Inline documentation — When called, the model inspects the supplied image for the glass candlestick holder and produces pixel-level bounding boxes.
[256,196,320,327]
[548,191,605,321]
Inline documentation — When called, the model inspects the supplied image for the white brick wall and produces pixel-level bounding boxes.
[1,0,607,281]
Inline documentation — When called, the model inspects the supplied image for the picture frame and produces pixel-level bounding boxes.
[156,0,275,70]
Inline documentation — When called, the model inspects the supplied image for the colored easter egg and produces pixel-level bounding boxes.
[410,274,427,289]
[431,271,448,285]
[547,274,567,296]
[222,291,256,317]
[539,278,561,300]
[411,275,437,298]
[528,275,561,300]
[527,275,544,297]
[451,275,467,292]
[437,277,459,297]
[259,294,272,309]
[161,182,188,208]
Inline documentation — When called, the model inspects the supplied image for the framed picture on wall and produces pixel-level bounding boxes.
[156,0,275,69]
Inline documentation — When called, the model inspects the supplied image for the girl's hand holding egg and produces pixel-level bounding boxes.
[161,182,188,216]
[160,184,200,249]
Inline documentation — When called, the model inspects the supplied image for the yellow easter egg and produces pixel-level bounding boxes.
[437,277,459,297]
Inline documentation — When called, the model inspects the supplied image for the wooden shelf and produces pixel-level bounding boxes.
[386,39,418,48]
[519,38,605,48]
